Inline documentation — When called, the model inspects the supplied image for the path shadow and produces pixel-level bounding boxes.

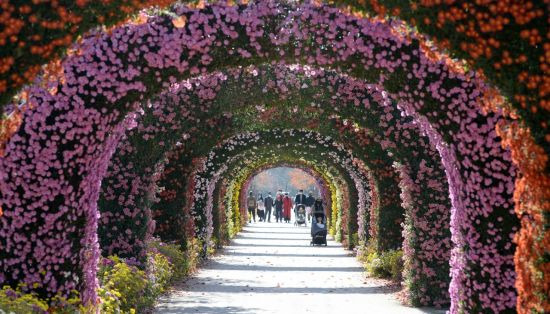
[234,236,309,241]
[244,224,306,229]
[157,305,257,314]
[230,243,318,248]
[225,252,348,258]
[156,294,259,314]
[178,283,391,294]
[202,261,364,273]
[240,230,308,235]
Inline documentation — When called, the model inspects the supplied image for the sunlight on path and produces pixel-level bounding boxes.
[155,223,446,314]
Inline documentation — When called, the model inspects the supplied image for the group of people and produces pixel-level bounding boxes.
[246,189,323,224]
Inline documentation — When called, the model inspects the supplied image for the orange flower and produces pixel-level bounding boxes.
[497,118,550,314]
[172,16,187,29]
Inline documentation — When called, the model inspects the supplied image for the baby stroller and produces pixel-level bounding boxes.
[310,210,327,246]
[294,204,307,226]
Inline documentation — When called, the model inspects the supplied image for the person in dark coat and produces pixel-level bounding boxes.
[246,191,257,223]
[294,189,307,206]
[274,193,284,223]
[313,198,324,220]
[264,192,274,222]
[257,193,265,222]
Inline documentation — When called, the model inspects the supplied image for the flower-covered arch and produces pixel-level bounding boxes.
[193,130,367,232]
[95,64,404,256]
[0,2,523,312]
[210,152,355,246]
[211,160,335,246]
[92,61,455,304]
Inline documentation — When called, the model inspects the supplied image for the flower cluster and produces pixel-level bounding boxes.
[3,1,546,153]
[339,0,549,149]
[497,119,550,313]
[0,0,176,104]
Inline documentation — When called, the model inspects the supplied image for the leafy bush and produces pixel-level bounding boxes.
[146,251,174,299]
[0,286,48,313]
[97,285,122,314]
[185,239,201,275]
[366,250,404,281]
[96,241,201,313]
[44,294,88,314]
[387,250,404,281]
[149,240,188,281]
[359,240,403,281]
[0,285,86,314]
[98,256,150,313]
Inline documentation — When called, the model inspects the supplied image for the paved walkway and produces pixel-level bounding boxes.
[155,223,445,314]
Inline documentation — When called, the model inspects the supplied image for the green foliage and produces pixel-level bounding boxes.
[334,185,344,242]
[359,241,404,282]
[146,251,174,300]
[230,185,242,236]
[96,242,200,313]
[351,233,359,248]
[329,184,338,236]
[0,285,87,314]
[0,286,48,313]
[45,294,89,314]
[98,256,150,313]
[183,238,201,277]
[97,286,122,314]
[149,241,188,282]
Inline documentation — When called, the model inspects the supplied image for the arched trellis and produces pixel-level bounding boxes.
[151,130,368,271]
[186,129,369,246]
[212,161,335,247]
[0,2,519,312]
[153,127,453,305]
[149,128,368,241]
[211,158,343,243]
[94,63,453,305]
[209,145,362,247]
[154,137,361,253]
[96,64,406,256]
[94,72,392,258]
[236,160,361,245]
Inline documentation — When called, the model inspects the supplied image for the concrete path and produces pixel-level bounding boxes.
[155,223,446,314]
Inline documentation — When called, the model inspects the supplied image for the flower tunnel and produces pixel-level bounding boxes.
[0,1,547,313]
[214,161,335,244]
[90,61,454,305]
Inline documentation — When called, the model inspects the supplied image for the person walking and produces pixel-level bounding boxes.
[274,193,284,223]
[247,191,257,223]
[257,193,265,222]
[305,192,315,222]
[283,192,293,223]
[264,192,274,222]
[294,189,307,206]
[313,197,324,217]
